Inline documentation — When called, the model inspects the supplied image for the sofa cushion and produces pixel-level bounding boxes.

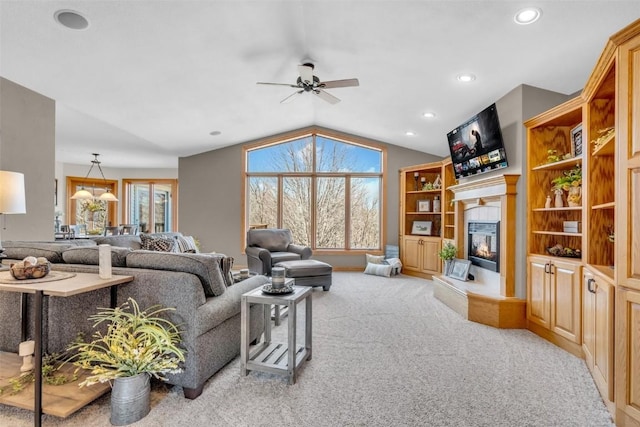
[62,246,131,267]
[126,251,226,297]
[366,253,386,264]
[1,241,78,263]
[174,235,199,253]
[140,233,176,252]
[270,252,301,264]
[93,234,142,250]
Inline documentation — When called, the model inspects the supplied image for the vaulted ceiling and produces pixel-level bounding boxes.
[1,1,638,168]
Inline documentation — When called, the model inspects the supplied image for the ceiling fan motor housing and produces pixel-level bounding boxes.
[297,75,320,91]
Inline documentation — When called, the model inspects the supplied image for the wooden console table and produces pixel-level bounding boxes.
[0,271,134,426]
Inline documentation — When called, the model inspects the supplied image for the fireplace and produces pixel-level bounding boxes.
[468,221,500,272]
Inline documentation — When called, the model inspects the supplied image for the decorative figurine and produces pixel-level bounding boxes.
[19,340,35,372]
[545,195,552,209]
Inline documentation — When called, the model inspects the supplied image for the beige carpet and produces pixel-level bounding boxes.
[0,272,614,426]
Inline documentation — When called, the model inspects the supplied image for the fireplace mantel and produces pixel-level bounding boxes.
[448,174,519,202]
[433,173,524,328]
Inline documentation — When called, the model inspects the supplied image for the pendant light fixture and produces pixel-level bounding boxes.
[71,153,119,201]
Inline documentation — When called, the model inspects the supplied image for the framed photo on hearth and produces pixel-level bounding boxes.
[448,258,471,281]
[411,220,432,235]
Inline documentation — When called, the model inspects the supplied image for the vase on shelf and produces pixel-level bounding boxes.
[567,186,582,207]
[553,189,564,208]
[544,195,552,209]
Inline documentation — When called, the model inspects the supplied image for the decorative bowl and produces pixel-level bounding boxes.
[10,262,51,280]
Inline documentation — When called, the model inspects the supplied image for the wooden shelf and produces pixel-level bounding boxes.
[406,189,441,194]
[532,230,583,237]
[587,264,615,282]
[591,132,615,157]
[592,201,615,210]
[407,211,442,215]
[531,156,583,171]
[0,352,110,418]
[532,207,583,212]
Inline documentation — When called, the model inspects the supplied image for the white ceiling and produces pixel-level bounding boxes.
[1,1,638,169]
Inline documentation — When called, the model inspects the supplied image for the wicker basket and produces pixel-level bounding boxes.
[10,262,51,280]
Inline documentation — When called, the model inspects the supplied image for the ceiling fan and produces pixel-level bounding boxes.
[257,63,359,104]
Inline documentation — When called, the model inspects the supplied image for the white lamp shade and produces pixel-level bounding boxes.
[98,191,118,202]
[0,171,26,214]
[71,189,94,200]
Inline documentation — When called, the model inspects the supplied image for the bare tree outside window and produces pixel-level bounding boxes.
[246,133,383,251]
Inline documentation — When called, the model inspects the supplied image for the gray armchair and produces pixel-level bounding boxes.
[245,228,312,275]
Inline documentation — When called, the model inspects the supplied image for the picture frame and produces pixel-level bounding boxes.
[448,258,471,281]
[416,199,431,212]
[411,220,432,235]
[570,124,583,157]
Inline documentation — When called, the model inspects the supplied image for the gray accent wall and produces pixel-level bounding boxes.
[178,131,439,268]
[0,78,55,241]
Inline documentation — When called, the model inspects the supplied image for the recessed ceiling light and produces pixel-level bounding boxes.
[457,74,476,83]
[54,10,89,30]
[405,131,416,136]
[423,112,436,119]
[209,130,222,136]
[514,7,542,25]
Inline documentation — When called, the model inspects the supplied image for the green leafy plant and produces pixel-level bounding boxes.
[66,298,186,387]
[551,164,582,191]
[438,242,457,261]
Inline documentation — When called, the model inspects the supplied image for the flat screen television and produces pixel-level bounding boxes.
[446,103,508,180]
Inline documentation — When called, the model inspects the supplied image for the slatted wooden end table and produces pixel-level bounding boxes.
[240,285,312,385]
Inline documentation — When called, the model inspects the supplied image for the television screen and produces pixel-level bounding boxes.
[446,103,508,180]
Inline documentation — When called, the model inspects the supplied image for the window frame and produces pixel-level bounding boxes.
[242,127,386,255]
[122,179,179,233]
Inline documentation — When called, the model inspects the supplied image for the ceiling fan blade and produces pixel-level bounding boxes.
[298,64,314,84]
[281,90,304,104]
[314,89,340,104]
[320,78,360,89]
[257,82,300,88]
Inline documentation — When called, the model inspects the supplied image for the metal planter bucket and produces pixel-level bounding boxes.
[110,373,151,426]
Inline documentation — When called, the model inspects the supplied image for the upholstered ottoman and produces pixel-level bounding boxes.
[274,259,332,291]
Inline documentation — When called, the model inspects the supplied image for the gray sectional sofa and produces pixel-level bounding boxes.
[0,234,268,399]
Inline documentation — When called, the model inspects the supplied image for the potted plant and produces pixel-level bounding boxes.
[67,298,186,426]
[438,242,457,275]
[551,164,582,206]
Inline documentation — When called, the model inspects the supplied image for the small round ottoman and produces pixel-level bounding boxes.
[274,259,333,291]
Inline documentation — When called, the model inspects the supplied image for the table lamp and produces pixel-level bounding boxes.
[0,171,26,258]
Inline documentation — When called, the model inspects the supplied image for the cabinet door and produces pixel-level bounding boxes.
[592,278,614,401]
[527,256,550,328]
[616,287,640,424]
[401,236,421,272]
[582,269,596,369]
[421,239,441,274]
[550,260,581,344]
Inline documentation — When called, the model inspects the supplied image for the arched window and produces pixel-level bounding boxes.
[244,129,385,252]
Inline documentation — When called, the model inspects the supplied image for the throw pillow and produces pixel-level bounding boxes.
[175,235,199,253]
[364,262,393,277]
[219,256,234,287]
[140,233,176,252]
[366,253,386,264]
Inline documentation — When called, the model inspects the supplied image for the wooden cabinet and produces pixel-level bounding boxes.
[614,20,640,426]
[527,255,582,347]
[582,268,615,406]
[399,160,454,279]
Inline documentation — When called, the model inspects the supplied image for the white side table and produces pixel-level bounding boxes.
[240,285,312,384]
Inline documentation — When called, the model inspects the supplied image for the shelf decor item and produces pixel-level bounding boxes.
[570,123,583,157]
[551,164,582,207]
[411,220,432,235]
[417,199,431,212]
[66,298,185,425]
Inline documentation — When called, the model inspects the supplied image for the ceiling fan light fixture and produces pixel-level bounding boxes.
[54,10,89,30]
[514,7,542,25]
